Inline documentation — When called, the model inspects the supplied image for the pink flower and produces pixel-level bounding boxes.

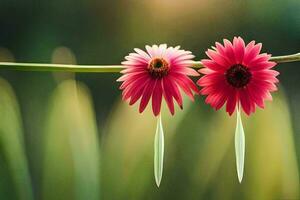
[197,37,279,115]
[117,44,199,116]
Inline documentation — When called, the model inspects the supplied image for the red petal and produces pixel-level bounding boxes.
[239,89,253,115]
[162,78,175,115]
[226,87,238,115]
[243,43,262,65]
[152,80,163,116]
[165,77,183,108]
[139,79,157,113]
[233,37,245,64]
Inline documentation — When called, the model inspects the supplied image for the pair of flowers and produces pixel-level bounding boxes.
[118,37,279,116]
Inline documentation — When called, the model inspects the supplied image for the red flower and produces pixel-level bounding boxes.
[197,37,279,115]
[117,44,199,116]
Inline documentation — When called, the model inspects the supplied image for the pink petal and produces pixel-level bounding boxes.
[139,79,157,113]
[129,79,150,105]
[247,81,274,102]
[184,77,199,93]
[201,59,227,71]
[172,74,198,94]
[239,89,253,115]
[119,73,148,89]
[198,68,214,75]
[249,61,276,70]
[134,48,151,60]
[251,70,279,83]
[226,87,238,115]
[223,39,236,65]
[173,54,195,62]
[205,92,227,111]
[264,91,273,101]
[201,76,230,111]
[120,66,146,74]
[243,43,262,65]
[152,45,160,57]
[215,42,226,56]
[164,77,183,108]
[122,76,149,100]
[117,71,147,82]
[152,80,163,116]
[206,49,230,67]
[172,60,194,68]
[233,37,245,64]
[170,67,199,76]
[121,60,146,67]
[199,79,227,95]
[197,73,224,87]
[126,53,149,63]
[251,79,277,92]
[146,45,155,58]
[247,53,271,66]
[169,50,191,61]
[162,78,175,115]
[215,94,227,110]
[246,85,265,109]
[171,75,194,100]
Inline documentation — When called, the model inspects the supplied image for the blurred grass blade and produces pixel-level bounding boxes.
[235,107,245,183]
[0,78,33,200]
[43,80,100,200]
[154,114,164,187]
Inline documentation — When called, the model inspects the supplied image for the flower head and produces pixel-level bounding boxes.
[117,44,199,116]
[197,37,279,115]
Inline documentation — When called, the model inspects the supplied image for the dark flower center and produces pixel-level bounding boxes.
[225,64,252,88]
[148,58,170,78]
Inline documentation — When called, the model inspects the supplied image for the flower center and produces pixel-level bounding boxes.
[148,58,170,78]
[225,64,252,88]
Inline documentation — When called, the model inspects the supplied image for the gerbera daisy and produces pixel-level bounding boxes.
[197,37,279,115]
[117,44,199,116]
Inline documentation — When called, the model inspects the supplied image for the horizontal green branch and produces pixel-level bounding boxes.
[0,62,123,73]
[269,52,300,63]
[0,52,299,73]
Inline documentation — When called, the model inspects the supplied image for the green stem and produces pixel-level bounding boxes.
[0,62,123,73]
[0,52,299,73]
[269,52,300,63]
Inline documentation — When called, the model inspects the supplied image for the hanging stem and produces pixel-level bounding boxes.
[154,114,164,187]
[235,105,245,183]
[0,52,298,73]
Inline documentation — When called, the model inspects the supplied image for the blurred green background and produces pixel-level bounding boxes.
[0,0,299,199]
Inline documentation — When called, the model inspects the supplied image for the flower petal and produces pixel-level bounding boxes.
[171,75,194,100]
[249,61,276,70]
[243,43,262,65]
[201,59,227,71]
[223,39,236,65]
[152,80,163,116]
[233,37,245,64]
[162,78,175,115]
[139,79,157,113]
[134,48,151,60]
[226,87,238,115]
[239,89,253,115]
[206,49,230,67]
[164,77,183,108]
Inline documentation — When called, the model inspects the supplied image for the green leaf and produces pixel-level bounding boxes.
[43,80,100,200]
[0,78,33,200]
[235,107,245,183]
[154,114,164,187]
